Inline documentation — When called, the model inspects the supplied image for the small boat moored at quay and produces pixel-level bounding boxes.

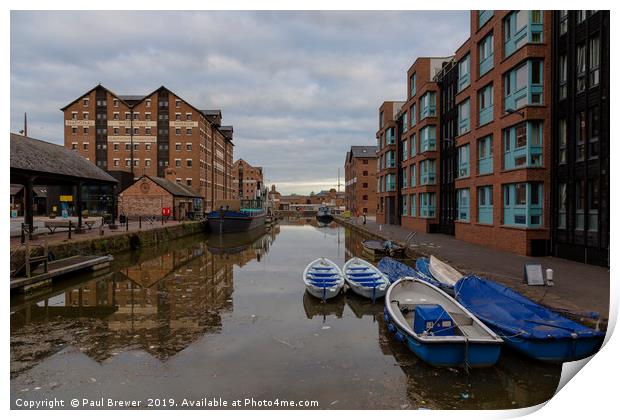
[207,199,266,234]
[361,239,405,259]
[414,257,457,294]
[315,206,334,224]
[303,258,345,301]
[429,255,463,286]
[384,277,503,368]
[455,275,605,363]
[343,257,390,301]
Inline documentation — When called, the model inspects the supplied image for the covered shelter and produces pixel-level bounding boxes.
[10,133,118,235]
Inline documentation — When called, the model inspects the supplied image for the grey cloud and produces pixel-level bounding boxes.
[10,10,468,194]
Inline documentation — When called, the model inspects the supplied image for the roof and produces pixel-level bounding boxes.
[144,176,201,198]
[117,95,145,101]
[10,133,118,185]
[350,145,378,158]
[200,109,222,116]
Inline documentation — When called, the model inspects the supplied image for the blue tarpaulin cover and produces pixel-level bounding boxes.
[455,275,604,340]
[377,257,444,288]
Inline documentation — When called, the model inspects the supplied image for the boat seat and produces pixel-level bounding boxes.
[347,267,370,270]
[457,325,478,337]
[308,272,338,277]
[311,267,335,270]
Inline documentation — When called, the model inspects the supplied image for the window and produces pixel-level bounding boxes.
[410,104,416,127]
[402,139,408,160]
[145,159,151,167]
[71,142,77,150]
[125,127,131,135]
[589,36,600,87]
[83,127,89,134]
[420,159,436,185]
[401,168,408,189]
[186,179,192,186]
[504,11,543,57]
[145,127,151,135]
[420,193,436,218]
[504,60,543,111]
[410,194,417,217]
[71,127,77,134]
[187,128,193,135]
[125,112,130,120]
[457,189,470,221]
[124,143,131,150]
[133,112,139,120]
[478,10,493,28]
[145,99,151,108]
[113,159,120,167]
[577,11,586,24]
[83,98,89,107]
[479,33,494,76]
[379,111,384,129]
[575,180,585,229]
[145,143,151,151]
[133,159,139,167]
[559,54,567,99]
[113,99,119,107]
[420,126,436,152]
[503,121,543,169]
[175,128,181,136]
[410,73,416,97]
[186,143,193,151]
[557,183,567,229]
[458,55,470,92]
[133,143,139,150]
[559,10,568,35]
[386,174,396,191]
[83,142,89,150]
[362,170,368,176]
[133,128,139,135]
[113,143,119,150]
[478,135,493,174]
[186,159,192,167]
[420,92,436,119]
[402,194,408,216]
[410,133,417,157]
[457,144,470,178]
[186,113,192,121]
[125,159,131,167]
[175,113,182,121]
[175,143,181,151]
[82,112,89,120]
[576,43,586,93]
[113,127,119,135]
[175,159,181,167]
[503,182,543,227]
[175,99,181,108]
[576,111,586,161]
[589,106,600,159]
[478,186,494,224]
[458,99,470,135]
[71,112,77,120]
[551,119,564,165]
[113,112,119,120]
[588,179,599,231]
[386,127,395,144]
[410,164,416,187]
[362,183,368,188]
[478,84,493,126]
[402,111,408,132]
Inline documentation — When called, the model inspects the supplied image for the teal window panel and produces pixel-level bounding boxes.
[421,126,436,152]
[402,139,408,161]
[420,159,436,185]
[411,104,416,127]
[458,54,471,93]
[504,60,543,112]
[410,164,416,187]
[504,11,543,58]
[503,121,543,170]
[477,135,494,175]
[457,188,470,222]
[402,111,408,132]
[479,33,494,76]
[410,194,417,217]
[458,99,470,135]
[402,194,408,215]
[386,174,397,192]
[410,133,417,157]
[477,185,494,224]
[410,73,417,97]
[420,92,436,120]
[420,192,436,218]
[478,84,494,126]
[478,10,493,28]
[386,150,396,168]
[386,127,395,144]
[502,182,543,227]
[457,144,470,178]
[401,168,408,189]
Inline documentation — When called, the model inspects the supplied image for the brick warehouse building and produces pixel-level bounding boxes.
[373,10,609,265]
[62,84,234,213]
[344,145,377,217]
[232,158,264,201]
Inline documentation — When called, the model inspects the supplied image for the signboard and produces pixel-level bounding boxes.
[11,209,17,218]
[524,263,545,286]
[60,195,73,202]
[162,207,171,217]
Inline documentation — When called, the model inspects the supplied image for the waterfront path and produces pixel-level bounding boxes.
[10,216,188,250]
[338,217,610,323]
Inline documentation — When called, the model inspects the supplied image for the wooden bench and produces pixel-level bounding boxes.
[44,220,71,233]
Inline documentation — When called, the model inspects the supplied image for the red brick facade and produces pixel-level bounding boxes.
[232,158,263,200]
[344,146,377,216]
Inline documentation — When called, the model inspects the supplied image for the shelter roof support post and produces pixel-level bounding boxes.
[75,181,83,233]
[24,176,34,239]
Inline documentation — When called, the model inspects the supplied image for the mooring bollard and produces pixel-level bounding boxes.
[68,220,72,240]
[126,217,129,231]
[21,223,26,245]
[139,216,142,229]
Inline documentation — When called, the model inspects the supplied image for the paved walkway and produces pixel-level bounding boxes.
[10,217,186,249]
[339,217,610,323]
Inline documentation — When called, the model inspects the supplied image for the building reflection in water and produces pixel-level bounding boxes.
[10,226,280,368]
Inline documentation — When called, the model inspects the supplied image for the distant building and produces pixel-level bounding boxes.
[279,189,344,211]
[232,159,263,200]
[61,84,234,212]
[117,168,203,220]
[344,145,377,216]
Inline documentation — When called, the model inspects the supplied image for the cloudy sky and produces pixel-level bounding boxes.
[10,11,468,194]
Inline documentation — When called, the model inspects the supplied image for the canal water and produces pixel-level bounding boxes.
[10,220,562,409]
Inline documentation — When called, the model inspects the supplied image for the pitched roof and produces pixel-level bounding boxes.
[144,176,201,198]
[10,133,117,184]
[350,145,378,158]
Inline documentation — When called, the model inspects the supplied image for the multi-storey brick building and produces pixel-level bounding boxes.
[232,158,263,200]
[372,10,609,264]
[375,101,404,224]
[344,145,377,216]
[62,85,234,212]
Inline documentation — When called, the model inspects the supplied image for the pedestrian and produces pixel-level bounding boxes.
[363,210,367,225]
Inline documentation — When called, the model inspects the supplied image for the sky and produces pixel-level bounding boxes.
[10,11,469,195]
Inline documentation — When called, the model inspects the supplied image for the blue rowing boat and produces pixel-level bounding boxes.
[343,257,390,302]
[384,277,503,368]
[454,276,605,363]
[303,258,345,301]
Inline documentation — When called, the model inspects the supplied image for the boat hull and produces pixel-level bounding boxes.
[384,308,501,367]
[497,331,603,363]
[306,284,343,300]
[349,283,387,300]
[207,211,266,234]
[316,214,334,224]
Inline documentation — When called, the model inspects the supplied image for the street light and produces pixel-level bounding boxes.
[504,108,525,118]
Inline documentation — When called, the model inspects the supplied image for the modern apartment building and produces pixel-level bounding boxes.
[373,10,609,265]
[62,84,234,212]
[344,145,378,216]
[550,10,609,265]
[376,101,404,224]
[232,158,264,200]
